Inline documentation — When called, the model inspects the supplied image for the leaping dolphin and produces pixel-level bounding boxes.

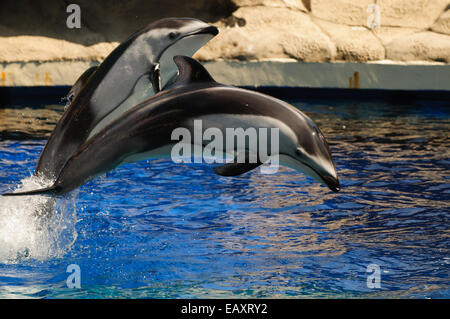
[4,56,340,196]
[35,18,218,180]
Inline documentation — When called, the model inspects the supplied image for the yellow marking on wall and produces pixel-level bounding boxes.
[35,73,40,86]
[44,72,52,86]
[8,72,14,84]
[0,72,5,87]
[353,71,360,89]
[348,71,360,89]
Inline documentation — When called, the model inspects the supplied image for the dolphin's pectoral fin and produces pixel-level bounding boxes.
[214,162,262,177]
[150,63,162,94]
[213,151,262,177]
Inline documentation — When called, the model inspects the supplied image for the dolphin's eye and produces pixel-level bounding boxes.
[168,32,178,40]
[296,147,303,156]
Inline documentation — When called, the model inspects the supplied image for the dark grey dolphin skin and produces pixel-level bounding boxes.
[34,18,218,180]
[4,56,340,196]
[64,66,98,105]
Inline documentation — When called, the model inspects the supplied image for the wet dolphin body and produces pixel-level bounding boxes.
[35,18,218,180]
[4,56,340,196]
[65,66,98,103]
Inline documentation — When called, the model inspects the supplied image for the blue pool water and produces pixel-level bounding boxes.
[0,96,448,298]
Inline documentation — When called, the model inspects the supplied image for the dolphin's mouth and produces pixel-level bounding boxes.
[279,154,340,192]
[320,173,341,192]
[301,160,340,192]
[156,25,219,63]
[190,25,219,36]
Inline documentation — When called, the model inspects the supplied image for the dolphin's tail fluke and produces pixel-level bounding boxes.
[2,186,59,197]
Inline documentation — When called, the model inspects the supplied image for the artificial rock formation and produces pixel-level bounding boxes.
[309,0,448,29]
[385,31,450,63]
[195,7,336,62]
[432,9,450,35]
[313,19,385,61]
[0,0,449,64]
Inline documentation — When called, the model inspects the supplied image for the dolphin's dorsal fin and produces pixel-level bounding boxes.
[172,55,215,86]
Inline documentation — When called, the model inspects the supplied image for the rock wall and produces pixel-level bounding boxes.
[198,0,450,62]
[0,0,449,63]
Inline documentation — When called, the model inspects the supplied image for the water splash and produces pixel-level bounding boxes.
[0,175,78,264]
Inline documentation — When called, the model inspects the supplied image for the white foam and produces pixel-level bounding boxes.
[0,176,78,264]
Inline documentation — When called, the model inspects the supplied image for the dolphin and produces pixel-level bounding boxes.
[4,56,340,196]
[62,66,98,107]
[34,18,218,180]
